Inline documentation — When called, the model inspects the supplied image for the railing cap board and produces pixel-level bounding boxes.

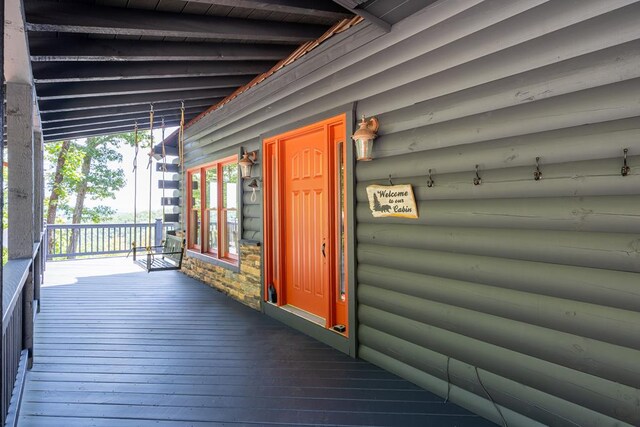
[2,258,32,333]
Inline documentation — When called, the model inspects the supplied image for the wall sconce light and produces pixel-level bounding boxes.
[239,150,257,179]
[352,115,379,161]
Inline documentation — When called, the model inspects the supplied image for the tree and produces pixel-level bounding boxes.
[46,141,72,227]
[65,134,133,255]
[45,140,84,253]
[44,131,148,257]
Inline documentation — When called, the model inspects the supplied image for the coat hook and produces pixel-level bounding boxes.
[534,157,542,181]
[621,148,630,177]
[388,174,393,185]
[427,169,434,188]
[473,164,482,186]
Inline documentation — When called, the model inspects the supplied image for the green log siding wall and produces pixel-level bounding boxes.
[184,1,640,425]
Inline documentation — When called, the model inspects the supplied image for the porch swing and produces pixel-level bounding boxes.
[130,104,186,273]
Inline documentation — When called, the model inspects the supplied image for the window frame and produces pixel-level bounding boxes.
[187,154,239,266]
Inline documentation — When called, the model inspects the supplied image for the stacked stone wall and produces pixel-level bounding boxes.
[181,244,261,310]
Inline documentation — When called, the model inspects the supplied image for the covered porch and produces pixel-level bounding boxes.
[19,258,490,426]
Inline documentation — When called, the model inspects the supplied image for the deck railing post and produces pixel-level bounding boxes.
[154,219,163,248]
[22,269,34,369]
[43,224,48,261]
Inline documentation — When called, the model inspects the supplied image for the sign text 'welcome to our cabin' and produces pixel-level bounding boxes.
[366,184,418,218]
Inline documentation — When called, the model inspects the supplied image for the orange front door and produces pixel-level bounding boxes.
[282,127,329,319]
[263,114,348,333]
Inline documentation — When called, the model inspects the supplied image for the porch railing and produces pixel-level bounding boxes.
[45,220,176,260]
[2,234,45,426]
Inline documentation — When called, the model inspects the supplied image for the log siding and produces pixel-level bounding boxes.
[184,1,640,425]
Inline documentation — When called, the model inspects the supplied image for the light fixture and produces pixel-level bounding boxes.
[352,115,379,161]
[239,150,257,179]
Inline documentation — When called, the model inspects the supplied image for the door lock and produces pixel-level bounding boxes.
[321,242,326,258]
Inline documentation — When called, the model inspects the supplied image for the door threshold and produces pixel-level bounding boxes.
[280,305,325,327]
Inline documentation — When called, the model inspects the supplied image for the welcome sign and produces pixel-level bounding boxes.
[366,184,418,218]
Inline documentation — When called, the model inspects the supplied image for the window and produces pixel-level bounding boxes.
[188,155,239,264]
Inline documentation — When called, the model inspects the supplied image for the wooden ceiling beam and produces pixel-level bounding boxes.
[40,98,222,123]
[39,88,232,113]
[43,119,185,142]
[43,110,202,131]
[32,61,275,83]
[25,1,328,43]
[29,38,295,62]
[183,0,350,19]
[43,115,196,136]
[36,76,253,100]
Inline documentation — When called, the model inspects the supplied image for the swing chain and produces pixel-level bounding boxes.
[147,104,155,170]
[132,121,139,173]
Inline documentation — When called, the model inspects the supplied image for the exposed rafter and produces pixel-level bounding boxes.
[331,0,391,32]
[43,110,202,132]
[25,1,329,43]
[184,0,350,19]
[43,119,185,142]
[36,76,254,100]
[32,61,276,83]
[40,99,223,123]
[39,88,233,113]
[43,117,192,139]
[29,38,296,62]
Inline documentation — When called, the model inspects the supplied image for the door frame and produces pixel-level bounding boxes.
[260,105,358,356]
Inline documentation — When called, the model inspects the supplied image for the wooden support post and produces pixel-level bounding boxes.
[7,82,36,368]
[7,82,35,259]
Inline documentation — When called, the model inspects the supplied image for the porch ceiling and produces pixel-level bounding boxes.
[26,0,360,143]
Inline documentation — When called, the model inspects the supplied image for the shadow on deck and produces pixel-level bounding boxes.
[19,258,493,426]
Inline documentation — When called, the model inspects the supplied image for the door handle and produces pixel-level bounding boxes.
[321,242,326,258]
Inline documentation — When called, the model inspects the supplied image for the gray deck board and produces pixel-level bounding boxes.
[19,258,494,426]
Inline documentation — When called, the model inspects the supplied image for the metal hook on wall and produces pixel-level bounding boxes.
[534,157,542,181]
[388,174,393,185]
[621,148,630,177]
[473,164,482,186]
[427,169,434,188]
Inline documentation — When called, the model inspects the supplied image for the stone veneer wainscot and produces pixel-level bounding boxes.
[181,243,261,310]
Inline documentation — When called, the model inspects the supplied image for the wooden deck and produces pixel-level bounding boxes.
[19,258,493,426]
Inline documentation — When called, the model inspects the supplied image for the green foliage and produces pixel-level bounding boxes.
[45,140,85,219]
[58,204,117,223]
[81,135,126,201]
[111,209,165,224]
[82,206,117,223]
[45,141,84,199]
[45,131,148,224]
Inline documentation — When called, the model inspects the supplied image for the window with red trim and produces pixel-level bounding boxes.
[187,156,239,264]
